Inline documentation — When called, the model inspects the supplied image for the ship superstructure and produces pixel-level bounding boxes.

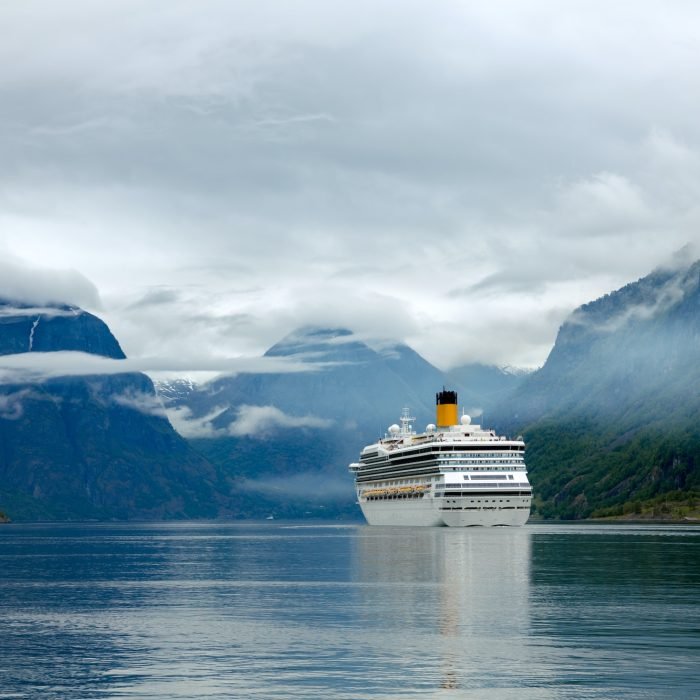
[349,389,531,526]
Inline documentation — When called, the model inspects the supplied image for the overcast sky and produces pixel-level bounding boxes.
[1,0,699,370]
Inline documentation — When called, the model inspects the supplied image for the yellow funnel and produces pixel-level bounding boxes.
[436,389,458,427]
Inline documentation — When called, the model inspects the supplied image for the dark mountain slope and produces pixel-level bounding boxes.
[0,301,225,521]
[0,300,125,358]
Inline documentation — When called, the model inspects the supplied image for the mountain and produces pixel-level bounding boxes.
[158,328,446,517]
[215,328,447,431]
[0,300,226,521]
[159,327,526,518]
[0,301,125,358]
[154,376,199,405]
[0,305,520,522]
[491,260,700,519]
[445,363,530,419]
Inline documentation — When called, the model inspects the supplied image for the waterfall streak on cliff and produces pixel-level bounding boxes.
[28,317,40,352]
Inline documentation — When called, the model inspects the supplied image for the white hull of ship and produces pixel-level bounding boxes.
[360,498,444,527]
[359,496,530,527]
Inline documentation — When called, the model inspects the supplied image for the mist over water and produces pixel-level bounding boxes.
[1,522,698,699]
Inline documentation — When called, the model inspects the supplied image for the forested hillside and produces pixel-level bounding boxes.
[492,261,700,519]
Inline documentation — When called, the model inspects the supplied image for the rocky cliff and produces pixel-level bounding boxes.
[0,300,225,520]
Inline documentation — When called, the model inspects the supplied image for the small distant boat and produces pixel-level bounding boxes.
[349,389,532,527]
[266,515,274,520]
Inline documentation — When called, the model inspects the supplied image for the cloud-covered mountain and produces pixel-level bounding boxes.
[445,362,530,420]
[0,301,124,358]
[495,260,700,428]
[0,306,526,521]
[158,327,527,517]
[491,260,700,519]
[0,300,226,520]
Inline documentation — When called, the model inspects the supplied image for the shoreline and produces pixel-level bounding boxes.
[587,516,700,525]
[529,516,700,526]
[0,515,698,526]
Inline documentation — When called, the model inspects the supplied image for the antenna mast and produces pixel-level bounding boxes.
[399,407,415,436]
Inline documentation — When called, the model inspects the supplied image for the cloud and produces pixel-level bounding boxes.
[164,403,333,439]
[2,2,700,368]
[0,306,84,318]
[165,405,228,438]
[238,471,351,500]
[126,288,181,309]
[554,172,652,237]
[567,261,699,334]
[111,389,166,417]
[0,258,101,309]
[657,243,700,273]
[0,351,334,385]
[109,282,422,365]
[0,389,37,420]
[227,404,333,437]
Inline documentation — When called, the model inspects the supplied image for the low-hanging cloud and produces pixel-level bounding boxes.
[0,259,101,309]
[567,260,699,334]
[0,306,84,319]
[0,389,38,420]
[228,404,333,436]
[164,403,333,439]
[165,405,229,438]
[0,350,336,386]
[111,389,166,417]
[238,470,351,500]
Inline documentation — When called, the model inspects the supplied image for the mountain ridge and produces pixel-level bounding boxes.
[491,259,700,519]
[158,326,527,517]
[0,300,227,521]
[0,299,125,359]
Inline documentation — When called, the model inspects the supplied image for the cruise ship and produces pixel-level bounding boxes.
[349,389,531,526]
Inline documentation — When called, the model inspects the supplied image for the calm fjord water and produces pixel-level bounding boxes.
[1,522,698,699]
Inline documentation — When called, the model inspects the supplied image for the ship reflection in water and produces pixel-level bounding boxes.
[352,524,700,698]
[353,526,532,695]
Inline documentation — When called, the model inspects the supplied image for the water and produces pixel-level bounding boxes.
[1,522,698,699]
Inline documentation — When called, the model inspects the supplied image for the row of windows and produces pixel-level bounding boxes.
[438,459,523,465]
[361,457,525,473]
[356,466,441,483]
[441,505,531,511]
[355,465,527,483]
[389,444,524,454]
[362,493,533,503]
[436,491,532,497]
[359,461,525,475]
[438,483,529,491]
[376,445,524,463]
[365,492,427,501]
[468,474,510,480]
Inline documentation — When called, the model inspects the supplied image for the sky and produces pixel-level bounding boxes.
[2,0,700,371]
